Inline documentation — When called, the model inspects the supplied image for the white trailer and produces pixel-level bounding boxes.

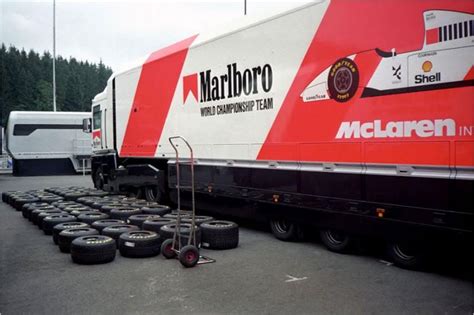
[87,0,473,269]
[5,111,92,176]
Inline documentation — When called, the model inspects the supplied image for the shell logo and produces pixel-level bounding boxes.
[422,61,433,73]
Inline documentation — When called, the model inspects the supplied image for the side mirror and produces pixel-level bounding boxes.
[82,118,92,133]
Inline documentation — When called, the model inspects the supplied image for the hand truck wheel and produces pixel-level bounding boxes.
[161,239,177,259]
[179,245,199,268]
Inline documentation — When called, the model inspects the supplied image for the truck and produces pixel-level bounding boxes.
[5,111,92,176]
[85,0,474,268]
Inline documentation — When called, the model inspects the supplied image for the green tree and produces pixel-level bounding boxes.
[0,45,113,126]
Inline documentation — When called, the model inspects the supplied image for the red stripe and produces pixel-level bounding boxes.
[120,35,198,157]
[464,66,474,80]
[426,28,439,44]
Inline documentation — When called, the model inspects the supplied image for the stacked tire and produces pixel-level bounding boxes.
[2,186,241,267]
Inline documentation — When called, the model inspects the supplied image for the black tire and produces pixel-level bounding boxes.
[163,213,191,220]
[5,192,23,205]
[44,187,61,193]
[77,212,110,225]
[2,191,17,203]
[132,201,158,207]
[109,207,142,220]
[117,197,139,205]
[160,223,201,247]
[58,227,99,253]
[99,203,125,213]
[64,192,88,201]
[179,245,199,268]
[182,215,214,226]
[127,214,161,228]
[22,202,49,219]
[171,210,193,216]
[327,57,359,102]
[42,214,77,235]
[90,201,112,210]
[71,235,116,264]
[161,239,177,259]
[52,201,79,209]
[86,190,108,197]
[270,219,304,241]
[201,220,239,250]
[29,206,57,221]
[102,224,140,245]
[386,242,425,270]
[70,209,99,217]
[91,219,126,232]
[39,196,64,203]
[14,196,40,211]
[9,194,32,207]
[118,231,161,258]
[129,200,154,208]
[53,222,89,245]
[37,210,68,230]
[141,205,171,216]
[64,205,91,214]
[77,196,103,206]
[142,218,176,235]
[35,210,65,227]
[320,229,354,253]
[104,194,128,200]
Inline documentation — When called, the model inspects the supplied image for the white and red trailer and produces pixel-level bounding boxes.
[87,0,474,268]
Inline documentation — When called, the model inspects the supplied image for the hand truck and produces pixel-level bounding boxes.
[160,136,215,267]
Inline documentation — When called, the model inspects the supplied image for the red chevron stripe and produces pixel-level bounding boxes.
[120,35,198,157]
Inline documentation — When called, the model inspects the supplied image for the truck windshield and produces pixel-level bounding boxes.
[93,105,101,130]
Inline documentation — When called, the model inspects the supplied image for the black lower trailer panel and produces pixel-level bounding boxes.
[168,164,472,242]
[12,158,76,176]
[91,154,472,243]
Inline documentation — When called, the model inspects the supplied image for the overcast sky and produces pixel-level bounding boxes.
[1,0,312,71]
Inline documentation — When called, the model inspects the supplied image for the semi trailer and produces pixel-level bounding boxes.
[6,111,92,176]
[86,0,474,268]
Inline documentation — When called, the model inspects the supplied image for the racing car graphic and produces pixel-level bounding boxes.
[300,10,474,103]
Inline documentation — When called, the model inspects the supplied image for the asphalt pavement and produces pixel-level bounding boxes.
[0,174,472,314]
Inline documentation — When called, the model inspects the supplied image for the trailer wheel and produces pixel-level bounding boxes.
[179,245,199,268]
[327,57,359,103]
[161,239,177,259]
[320,229,353,253]
[270,219,303,241]
[145,186,162,202]
[387,242,424,269]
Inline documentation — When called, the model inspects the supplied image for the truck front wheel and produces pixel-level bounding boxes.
[94,168,104,190]
[145,186,162,203]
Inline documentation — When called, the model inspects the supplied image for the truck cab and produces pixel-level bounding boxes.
[91,90,108,151]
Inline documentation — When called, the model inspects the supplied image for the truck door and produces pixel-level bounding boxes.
[92,105,102,149]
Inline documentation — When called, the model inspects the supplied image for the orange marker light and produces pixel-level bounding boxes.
[376,208,385,218]
[273,194,279,203]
